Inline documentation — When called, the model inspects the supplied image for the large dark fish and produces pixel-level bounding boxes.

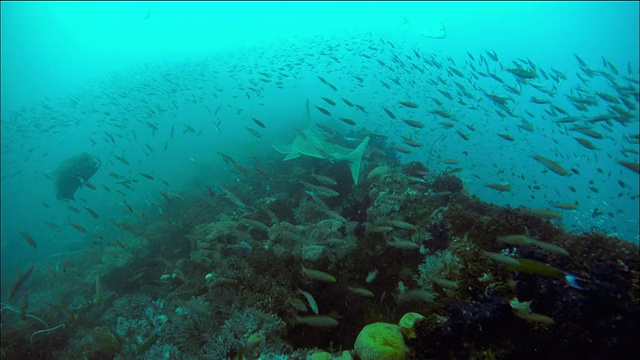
[53,153,101,200]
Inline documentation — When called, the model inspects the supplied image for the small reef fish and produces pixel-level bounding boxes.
[507,258,584,289]
[486,183,512,192]
[481,251,521,266]
[526,208,563,219]
[386,238,420,250]
[552,203,579,210]
[392,145,413,154]
[398,289,435,303]
[301,265,336,283]
[531,154,570,176]
[389,220,418,230]
[311,174,337,186]
[297,288,319,314]
[114,221,136,233]
[432,278,459,289]
[366,269,378,283]
[368,225,394,233]
[347,286,374,297]
[295,315,339,328]
[289,297,308,312]
[497,234,569,256]
[484,252,582,289]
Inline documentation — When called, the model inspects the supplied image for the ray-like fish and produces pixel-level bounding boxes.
[272,100,369,184]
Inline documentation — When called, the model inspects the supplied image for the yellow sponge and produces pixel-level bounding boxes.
[399,312,426,339]
[309,351,332,360]
[354,322,407,360]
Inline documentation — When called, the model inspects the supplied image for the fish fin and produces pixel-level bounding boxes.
[344,137,370,184]
[305,98,311,127]
[564,272,584,289]
[283,151,301,161]
[272,143,293,156]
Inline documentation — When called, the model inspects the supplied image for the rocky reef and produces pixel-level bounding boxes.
[1,137,638,360]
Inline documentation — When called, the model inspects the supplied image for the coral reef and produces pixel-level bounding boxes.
[2,135,638,360]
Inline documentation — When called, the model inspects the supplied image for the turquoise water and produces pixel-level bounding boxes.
[1,2,638,359]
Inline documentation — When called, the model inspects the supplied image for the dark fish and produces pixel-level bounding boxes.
[43,221,61,231]
[448,66,464,78]
[123,200,134,213]
[83,180,97,190]
[382,107,396,119]
[20,232,37,249]
[341,98,354,107]
[486,50,499,62]
[399,100,419,108]
[321,97,336,106]
[295,128,307,140]
[497,133,515,141]
[10,264,34,300]
[531,155,570,176]
[114,221,136,233]
[104,132,115,144]
[246,127,262,138]
[253,166,270,177]
[68,222,87,233]
[84,206,100,219]
[231,162,249,174]
[160,192,172,204]
[574,137,598,150]
[252,117,266,128]
[315,106,332,116]
[486,183,511,192]
[617,161,639,174]
[574,53,587,67]
[114,155,129,165]
[402,119,425,128]
[505,68,538,79]
[338,117,356,126]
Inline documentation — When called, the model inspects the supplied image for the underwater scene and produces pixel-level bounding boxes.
[1,2,639,359]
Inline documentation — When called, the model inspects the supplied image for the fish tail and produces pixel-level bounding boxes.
[563,272,584,289]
